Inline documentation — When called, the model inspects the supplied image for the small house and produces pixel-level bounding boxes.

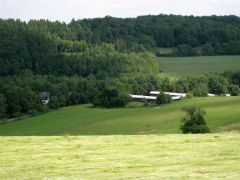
[40,92,50,104]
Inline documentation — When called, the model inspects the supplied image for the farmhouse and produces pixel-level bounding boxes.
[40,92,50,104]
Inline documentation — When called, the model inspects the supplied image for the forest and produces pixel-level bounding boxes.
[0,15,240,119]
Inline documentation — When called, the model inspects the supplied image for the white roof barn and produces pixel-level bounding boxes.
[207,93,216,97]
[207,93,231,97]
[149,91,186,100]
[149,91,160,95]
[130,95,157,100]
[130,91,187,102]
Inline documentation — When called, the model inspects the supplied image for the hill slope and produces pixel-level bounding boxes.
[159,56,240,76]
[0,97,240,135]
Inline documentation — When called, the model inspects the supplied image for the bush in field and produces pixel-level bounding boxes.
[208,75,228,95]
[186,93,194,99]
[93,88,131,108]
[192,84,209,97]
[180,106,209,134]
[156,92,172,105]
[228,84,240,96]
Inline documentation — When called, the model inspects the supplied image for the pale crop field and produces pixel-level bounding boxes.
[0,134,240,179]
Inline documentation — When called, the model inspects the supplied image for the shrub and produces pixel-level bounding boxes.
[192,84,208,97]
[228,84,240,96]
[180,106,209,134]
[93,88,131,108]
[208,75,228,95]
[186,93,194,98]
[156,92,172,105]
[48,96,60,109]
[27,109,40,116]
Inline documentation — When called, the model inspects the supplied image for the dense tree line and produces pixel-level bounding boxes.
[159,71,240,96]
[0,71,162,118]
[0,70,239,119]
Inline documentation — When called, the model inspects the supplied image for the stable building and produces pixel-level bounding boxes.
[149,91,186,100]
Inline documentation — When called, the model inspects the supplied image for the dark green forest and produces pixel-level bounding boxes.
[0,15,240,119]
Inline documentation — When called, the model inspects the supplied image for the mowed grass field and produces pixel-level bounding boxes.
[1,96,240,135]
[0,134,240,179]
[158,55,240,76]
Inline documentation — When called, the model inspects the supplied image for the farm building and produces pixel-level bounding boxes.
[149,91,186,100]
[130,95,157,103]
[130,91,231,103]
[207,93,216,97]
[40,92,50,104]
[130,91,186,103]
[208,93,231,97]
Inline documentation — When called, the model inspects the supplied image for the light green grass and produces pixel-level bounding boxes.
[0,134,240,179]
[1,97,240,135]
[159,56,240,76]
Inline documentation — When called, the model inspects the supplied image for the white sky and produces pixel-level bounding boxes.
[1,0,240,22]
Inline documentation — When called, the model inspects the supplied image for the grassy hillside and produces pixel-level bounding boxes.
[0,97,240,135]
[159,56,240,76]
[0,134,239,179]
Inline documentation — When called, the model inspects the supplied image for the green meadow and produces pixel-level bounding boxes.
[159,56,240,76]
[1,96,240,136]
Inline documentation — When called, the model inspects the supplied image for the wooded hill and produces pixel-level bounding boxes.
[1,15,240,119]
[1,15,240,75]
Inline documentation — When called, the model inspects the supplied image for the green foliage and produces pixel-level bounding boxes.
[201,43,215,56]
[174,44,199,57]
[48,96,61,109]
[223,70,240,86]
[181,106,209,134]
[93,88,131,108]
[186,93,194,99]
[1,15,240,77]
[1,86,43,117]
[156,92,172,105]
[0,94,6,118]
[208,75,228,95]
[228,84,240,96]
[192,84,209,97]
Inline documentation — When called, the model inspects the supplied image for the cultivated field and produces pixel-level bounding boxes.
[1,97,240,135]
[0,134,239,179]
[159,56,240,76]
